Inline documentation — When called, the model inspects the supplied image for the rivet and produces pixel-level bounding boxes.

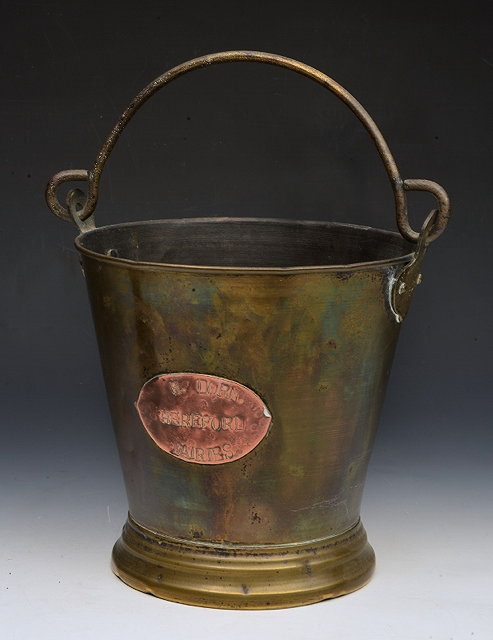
[416,273,423,285]
[398,282,406,295]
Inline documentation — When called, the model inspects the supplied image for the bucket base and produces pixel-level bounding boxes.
[111,515,375,609]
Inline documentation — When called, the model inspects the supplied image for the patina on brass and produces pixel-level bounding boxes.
[46,51,450,609]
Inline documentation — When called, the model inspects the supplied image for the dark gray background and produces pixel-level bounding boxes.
[1,1,492,638]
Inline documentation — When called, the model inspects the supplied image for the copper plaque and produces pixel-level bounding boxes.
[136,373,272,464]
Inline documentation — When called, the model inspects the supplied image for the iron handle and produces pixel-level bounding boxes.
[46,50,449,243]
[45,169,89,222]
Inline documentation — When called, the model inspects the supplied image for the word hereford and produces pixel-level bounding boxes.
[158,409,244,431]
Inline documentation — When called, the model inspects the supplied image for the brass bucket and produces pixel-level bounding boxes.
[46,51,450,609]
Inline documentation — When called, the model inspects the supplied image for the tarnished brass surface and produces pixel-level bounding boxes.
[112,515,374,609]
[79,218,408,548]
[46,52,450,608]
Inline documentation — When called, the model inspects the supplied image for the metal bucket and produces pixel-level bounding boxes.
[46,51,450,609]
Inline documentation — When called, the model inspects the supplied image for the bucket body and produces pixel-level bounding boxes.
[77,217,413,607]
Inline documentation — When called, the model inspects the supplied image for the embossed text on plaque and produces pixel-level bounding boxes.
[136,373,272,464]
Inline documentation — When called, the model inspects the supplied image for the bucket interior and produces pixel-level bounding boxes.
[77,218,414,268]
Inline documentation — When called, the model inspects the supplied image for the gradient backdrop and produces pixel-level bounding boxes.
[1,1,492,638]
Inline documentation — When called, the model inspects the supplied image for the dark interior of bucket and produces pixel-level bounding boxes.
[77,218,414,268]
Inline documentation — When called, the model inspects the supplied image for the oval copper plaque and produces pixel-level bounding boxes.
[136,373,272,464]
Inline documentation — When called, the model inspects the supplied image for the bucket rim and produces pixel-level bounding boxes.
[75,216,416,274]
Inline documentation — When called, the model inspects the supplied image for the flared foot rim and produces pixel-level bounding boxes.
[112,515,375,609]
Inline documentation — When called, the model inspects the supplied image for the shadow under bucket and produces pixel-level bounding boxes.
[46,51,450,609]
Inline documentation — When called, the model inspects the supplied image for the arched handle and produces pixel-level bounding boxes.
[46,50,449,243]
